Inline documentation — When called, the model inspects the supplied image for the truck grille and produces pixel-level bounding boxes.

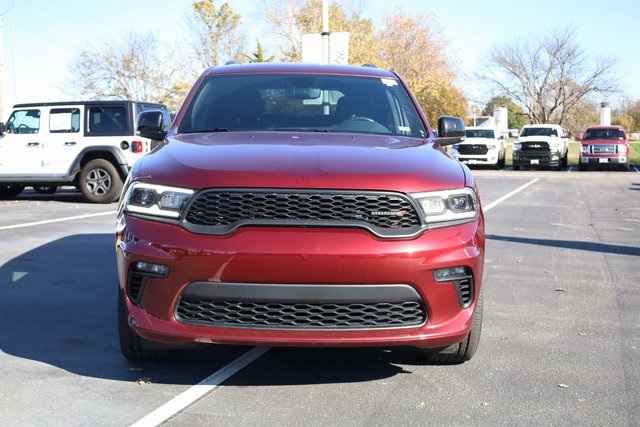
[521,141,550,151]
[589,144,618,154]
[183,189,423,237]
[458,144,489,155]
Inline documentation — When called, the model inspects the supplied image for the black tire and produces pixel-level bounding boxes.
[496,151,506,169]
[561,151,568,168]
[33,185,60,194]
[421,289,483,364]
[621,162,629,172]
[79,159,123,203]
[118,291,173,362]
[578,163,587,171]
[0,184,25,198]
[512,164,521,171]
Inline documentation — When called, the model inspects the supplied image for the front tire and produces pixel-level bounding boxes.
[79,159,123,203]
[118,291,173,362]
[421,289,483,364]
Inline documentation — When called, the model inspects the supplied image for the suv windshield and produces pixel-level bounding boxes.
[178,73,427,138]
[584,128,625,140]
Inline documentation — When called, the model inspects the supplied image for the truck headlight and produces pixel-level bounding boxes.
[513,142,521,151]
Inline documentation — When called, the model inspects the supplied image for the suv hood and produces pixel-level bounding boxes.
[135,132,467,192]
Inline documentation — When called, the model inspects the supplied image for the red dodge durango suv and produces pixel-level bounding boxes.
[116,62,485,363]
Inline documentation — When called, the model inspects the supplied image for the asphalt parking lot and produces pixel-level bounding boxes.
[1,168,639,426]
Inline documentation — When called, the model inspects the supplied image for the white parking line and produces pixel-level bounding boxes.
[0,211,115,231]
[131,346,270,427]
[483,178,539,212]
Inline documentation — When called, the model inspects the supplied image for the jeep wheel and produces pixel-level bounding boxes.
[0,184,25,198]
[118,291,173,362]
[421,289,483,364]
[79,159,123,203]
[621,162,629,172]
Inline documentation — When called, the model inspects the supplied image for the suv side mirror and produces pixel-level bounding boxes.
[0,122,5,134]
[435,116,465,146]
[137,111,167,141]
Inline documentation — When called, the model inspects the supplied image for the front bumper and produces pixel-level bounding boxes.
[579,155,628,165]
[513,150,561,167]
[116,214,484,349]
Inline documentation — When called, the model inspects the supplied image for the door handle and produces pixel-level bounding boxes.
[27,142,40,147]
[64,142,77,146]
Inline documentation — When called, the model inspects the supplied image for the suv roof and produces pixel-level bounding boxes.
[203,62,397,79]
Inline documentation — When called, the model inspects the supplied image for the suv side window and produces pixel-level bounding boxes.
[87,105,127,135]
[6,109,41,134]
[50,108,81,133]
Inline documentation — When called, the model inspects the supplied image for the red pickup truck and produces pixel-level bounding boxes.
[579,125,629,171]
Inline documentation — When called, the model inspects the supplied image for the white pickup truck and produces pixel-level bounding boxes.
[451,126,506,168]
[512,124,569,170]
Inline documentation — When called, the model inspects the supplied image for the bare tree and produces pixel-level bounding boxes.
[188,1,245,69]
[65,32,189,111]
[483,28,618,125]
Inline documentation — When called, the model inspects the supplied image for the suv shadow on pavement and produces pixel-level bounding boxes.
[0,234,433,386]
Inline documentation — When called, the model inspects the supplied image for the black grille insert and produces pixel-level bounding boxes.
[175,282,427,330]
[176,299,426,329]
[182,189,423,237]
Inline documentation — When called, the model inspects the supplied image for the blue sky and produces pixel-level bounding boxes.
[1,0,639,118]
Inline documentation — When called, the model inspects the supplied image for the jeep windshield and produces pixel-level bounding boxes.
[177,73,427,138]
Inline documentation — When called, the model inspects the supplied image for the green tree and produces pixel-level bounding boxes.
[618,98,640,132]
[483,96,528,129]
[246,39,275,63]
[189,1,245,69]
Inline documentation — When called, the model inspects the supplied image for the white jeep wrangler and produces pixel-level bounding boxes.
[0,100,170,202]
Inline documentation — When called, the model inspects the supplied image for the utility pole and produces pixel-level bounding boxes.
[321,0,329,65]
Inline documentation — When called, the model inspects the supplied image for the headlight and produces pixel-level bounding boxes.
[513,142,522,151]
[123,182,195,218]
[581,145,589,154]
[411,188,479,228]
[487,144,496,149]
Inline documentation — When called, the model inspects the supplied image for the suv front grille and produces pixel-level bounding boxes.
[176,299,426,329]
[183,189,423,237]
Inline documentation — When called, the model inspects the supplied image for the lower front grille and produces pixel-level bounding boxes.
[175,282,427,330]
[176,299,426,329]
